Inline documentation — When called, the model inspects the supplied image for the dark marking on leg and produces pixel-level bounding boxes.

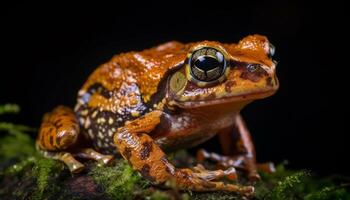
[41,134,45,144]
[140,141,153,160]
[122,147,132,160]
[140,164,155,182]
[55,122,63,129]
[56,136,62,146]
[54,118,62,126]
[203,182,216,188]
[50,135,54,145]
[136,132,143,137]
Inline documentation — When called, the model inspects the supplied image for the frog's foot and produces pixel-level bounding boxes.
[197,149,275,182]
[39,148,114,173]
[36,106,114,173]
[72,148,114,166]
[175,168,254,196]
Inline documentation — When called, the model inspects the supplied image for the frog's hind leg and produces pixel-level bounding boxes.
[113,110,253,196]
[197,114,275,182]
[36,106,113,173]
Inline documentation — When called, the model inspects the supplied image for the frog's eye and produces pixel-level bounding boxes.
[189,47,226,82]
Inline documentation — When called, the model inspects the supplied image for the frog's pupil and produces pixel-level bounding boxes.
[190,47,226,82]
[194,56,220,71]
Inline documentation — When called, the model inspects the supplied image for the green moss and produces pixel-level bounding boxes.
[305,186,349,200]
[89,160,144,200]
[191,191,243,200]
[271,171,309,199]
[149,190,172,200]
[5,156,36,174]
[32,158,60,198]
[0,131,36,161]
[0,103,20,115]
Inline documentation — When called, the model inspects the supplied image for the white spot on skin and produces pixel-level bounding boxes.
[171,115,191,131]
[78,90,86,96]
[84,117,91,129]
[155,137,169,146]
[88,129,95,139]
[108,117,114,125]
[77,99,85,105]
[80,109,89,116]
[103,142,109,147]
[97,140,102,148]
[171,121,183,131]
[92,110,98,118]
[79,118,85,125]
[97,117,106,124]
[131,110,140,117]
[117,109,124,115]
[81,93,91,104]
[108,129,114,137]
[98,131,104,139]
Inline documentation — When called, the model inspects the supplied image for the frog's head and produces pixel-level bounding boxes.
[166,35,279,110]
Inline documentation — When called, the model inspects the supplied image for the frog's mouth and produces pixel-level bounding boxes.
[171,89,277,109]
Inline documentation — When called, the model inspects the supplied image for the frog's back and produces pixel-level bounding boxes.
[74,41,187,153]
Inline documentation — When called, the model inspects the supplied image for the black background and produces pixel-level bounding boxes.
[1,2,348,175]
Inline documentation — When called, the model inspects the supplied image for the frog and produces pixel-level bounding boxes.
[36,34,279,196]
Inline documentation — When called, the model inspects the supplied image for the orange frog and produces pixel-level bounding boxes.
[36,35,279,195]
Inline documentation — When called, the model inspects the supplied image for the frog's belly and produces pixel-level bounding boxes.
[153,112,235,152]
[155,130,217,152]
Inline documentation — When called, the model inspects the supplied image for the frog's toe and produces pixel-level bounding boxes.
[55,152,85,173]
[192,164,237,181]
[196,149,211,163]
[68,161,85,173]
[97,154,114,166]
[257,162,276,174]
[72,148,115,166]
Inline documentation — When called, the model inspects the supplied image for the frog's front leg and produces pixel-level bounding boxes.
[37,106,113,172]
[197,114,275,182]
[114,111,254,195]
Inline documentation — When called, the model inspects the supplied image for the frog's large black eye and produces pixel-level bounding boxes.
[190,47,226,82]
